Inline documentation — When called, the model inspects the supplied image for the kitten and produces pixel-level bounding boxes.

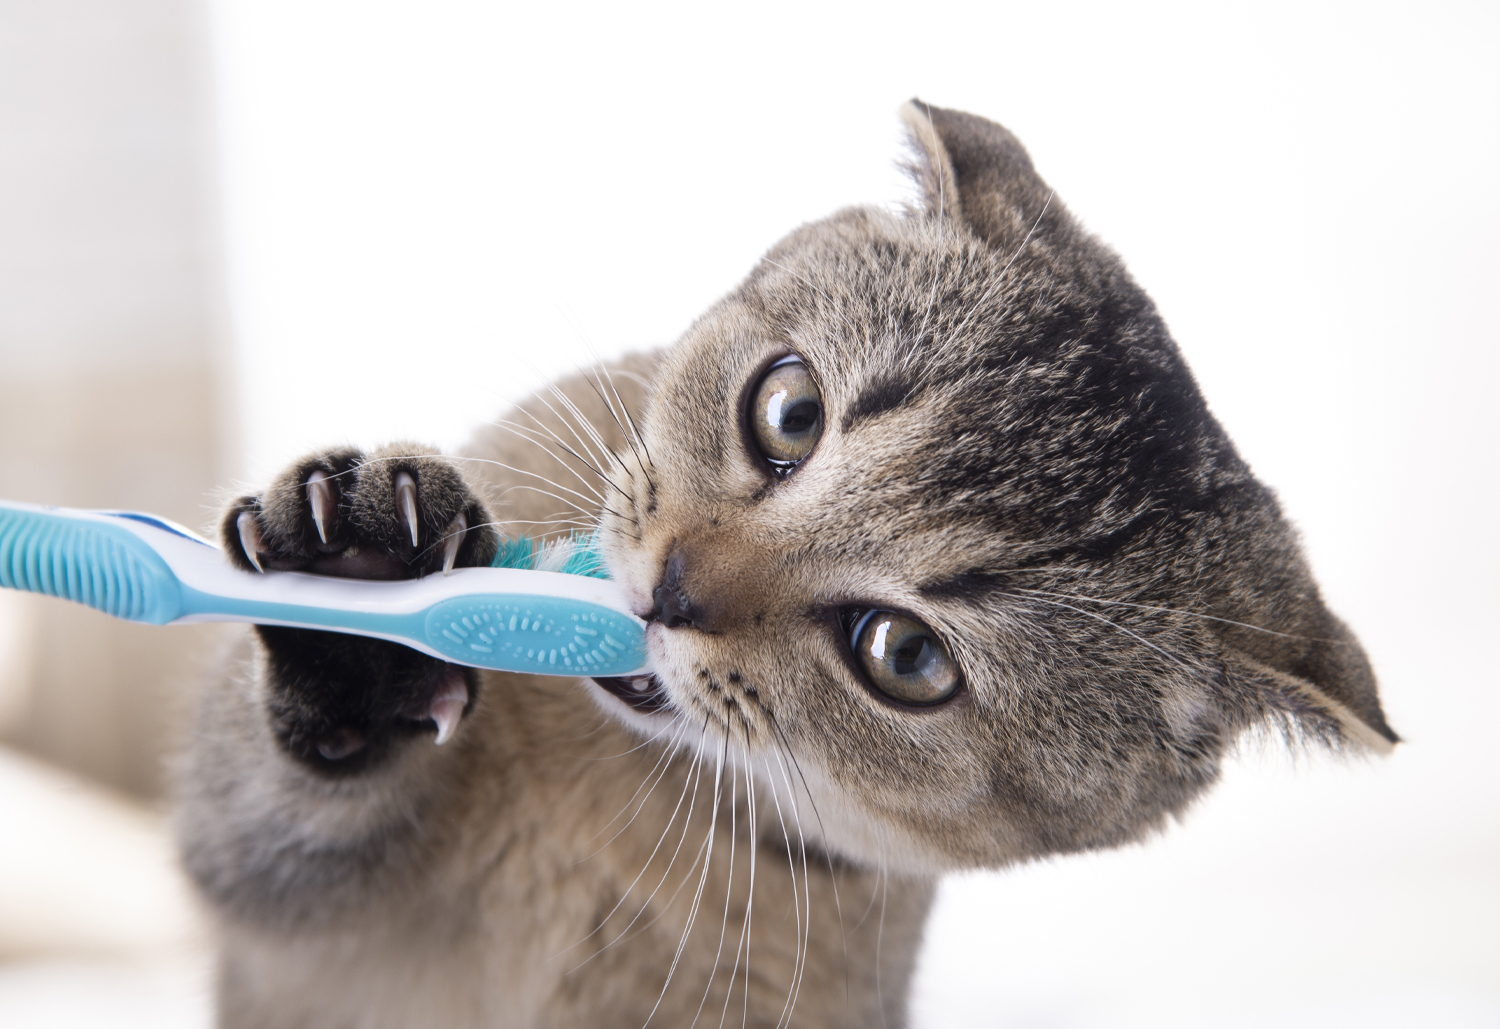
[177,101,1395,1028]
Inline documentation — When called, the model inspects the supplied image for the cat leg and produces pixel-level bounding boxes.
[178,445,500,929]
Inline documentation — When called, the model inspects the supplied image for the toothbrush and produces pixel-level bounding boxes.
[0,499,648,678]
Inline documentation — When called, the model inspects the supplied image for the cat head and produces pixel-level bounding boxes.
[595,102,1395,873]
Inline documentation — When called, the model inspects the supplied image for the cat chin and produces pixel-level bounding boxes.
[769,755,984,877]
[582,672,967,878]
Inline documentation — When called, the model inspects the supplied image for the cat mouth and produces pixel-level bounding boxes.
[592,674,671,715]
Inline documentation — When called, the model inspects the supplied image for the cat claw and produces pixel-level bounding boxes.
[306,470,335,544]
[395,471,419,548]
[441,511,467,576]
[236,511,265,573]
[430,670,469,745]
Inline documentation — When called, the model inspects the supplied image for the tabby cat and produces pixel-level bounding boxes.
[176,101,1395,1028]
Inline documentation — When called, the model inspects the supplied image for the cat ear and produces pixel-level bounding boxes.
[898,99,1058,250]
[1222,614,1398,755]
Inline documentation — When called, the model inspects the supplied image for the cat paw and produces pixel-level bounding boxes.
[220,446,500,771]
[222,445,498,581]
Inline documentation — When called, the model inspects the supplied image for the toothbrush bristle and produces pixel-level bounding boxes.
[489,532,607,579]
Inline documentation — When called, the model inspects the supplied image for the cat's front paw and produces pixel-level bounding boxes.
[223,445,497,580]
[220,445,499,772]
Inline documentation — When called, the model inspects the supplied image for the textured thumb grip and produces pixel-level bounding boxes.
[423,594,649,676]
[0,506,183,624]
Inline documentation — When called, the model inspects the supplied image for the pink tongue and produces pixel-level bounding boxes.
[429,670,469,745]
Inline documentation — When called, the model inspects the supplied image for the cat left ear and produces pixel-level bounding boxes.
[1226,650,1398,756]
[898,99,1060,251]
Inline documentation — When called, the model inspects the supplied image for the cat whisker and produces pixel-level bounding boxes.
[484,418,615,502]
[455,458,603,514]
[461,516,605,554]
[849,857,883,933]
[550,372,629,473]
[413,516,529,566]
[602,769,726,973]
[1011,587,1353,645]
[580,710,686,765]
[600,814,713,968]
[580,380,650,488]
[711,735,757,1029]
[590,359,656,480]
[766,715,839,893]
[518,407,635,506]
[561,733,706,969]
[486,486,591,528]
[484,416,612,485]
[576,357,656,493]
[1000,591,1197,673]
[492,515,600,533]
[933,191,1052,351]
[767,708,852,1009]
[582,722,751,981]
[502,407,615,508]
[999,189,1054,281]
[533,376,627,476]
[690,723,739,1028]
[730,732,757,1029]
[561,710,616,744]
[489,485,592,522]
[577,718,692,861]
[758,743,805,1029]
[506,359,621,473]
[765,736,812,1029]
[646,728,728,1027]
[875,859,890,1029]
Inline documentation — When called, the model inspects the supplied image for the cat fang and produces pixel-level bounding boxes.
[593,673,672,715]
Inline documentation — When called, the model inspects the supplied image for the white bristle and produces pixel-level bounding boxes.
[532,537,574,573]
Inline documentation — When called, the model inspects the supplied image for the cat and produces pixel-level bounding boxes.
[175,101,1396,1028]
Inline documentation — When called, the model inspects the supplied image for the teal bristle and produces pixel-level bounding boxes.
[490,535,538,571]
[490,532,608,579]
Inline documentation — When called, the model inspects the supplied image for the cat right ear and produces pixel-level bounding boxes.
[898,99,1061,252]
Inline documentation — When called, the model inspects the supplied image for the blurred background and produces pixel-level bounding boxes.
[0,1,1495,1025]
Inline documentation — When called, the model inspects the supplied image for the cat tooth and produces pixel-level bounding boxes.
[306,470,334,544]
[441,510,467,576]
[236,511,265,573]
[430,673,469,746]
[395,471,420,548]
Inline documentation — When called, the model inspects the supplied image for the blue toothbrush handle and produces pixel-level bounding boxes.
[0,500,185,623]
[0,499,649,677]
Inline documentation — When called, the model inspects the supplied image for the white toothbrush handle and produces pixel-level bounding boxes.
[0,500,649,676]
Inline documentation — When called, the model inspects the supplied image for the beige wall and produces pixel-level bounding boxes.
[0,0,231,798]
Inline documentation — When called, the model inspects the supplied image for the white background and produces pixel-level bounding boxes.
[205,2,1498,1026]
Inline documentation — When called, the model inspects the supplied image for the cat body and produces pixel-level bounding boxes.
[182,363,929,1026]
[177,103,1394,1026]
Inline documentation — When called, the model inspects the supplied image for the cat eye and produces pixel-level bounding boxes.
[749,356,823,471]
[847,609,962,705]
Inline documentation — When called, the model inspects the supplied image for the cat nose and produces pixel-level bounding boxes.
[650,544,722,632]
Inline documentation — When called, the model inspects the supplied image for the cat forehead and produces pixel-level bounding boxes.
[648,202,1227,567]
[746,207,1038,344]
[727,205,1150,389]
[665,203,1180,444]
